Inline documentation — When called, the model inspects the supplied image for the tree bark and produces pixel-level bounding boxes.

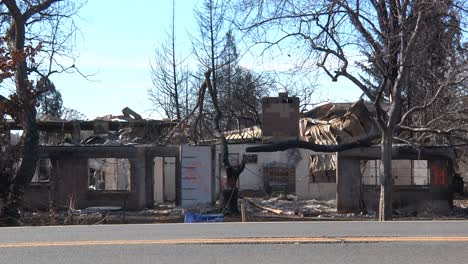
[204,66,242,214]
[379,129,393,221]
[1,1,41,225]
[221,165,240,214]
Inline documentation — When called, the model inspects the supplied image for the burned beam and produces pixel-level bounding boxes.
[7,119,177,133]
[246,135,379,153]
[38,145,138,159]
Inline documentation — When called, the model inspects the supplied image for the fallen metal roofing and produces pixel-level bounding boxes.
[224,125,262,142]
[300,100,380,145]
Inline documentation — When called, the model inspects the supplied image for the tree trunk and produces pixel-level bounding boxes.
[0,11,39,225]
[203,67,242,215]
[379,129,393,221]
[218,138,241,215]
[2,104,39,225]
[221,165,241,214]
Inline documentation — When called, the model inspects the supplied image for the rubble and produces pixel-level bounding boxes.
[12,195,468,226]
[245,198,284,215]
[7,106,178,146]
[244,194,337,217]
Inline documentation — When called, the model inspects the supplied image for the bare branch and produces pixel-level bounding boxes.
[24,0,61,20]
[398,125,468,136]
[162,70,211,144]
[246,134,379,153]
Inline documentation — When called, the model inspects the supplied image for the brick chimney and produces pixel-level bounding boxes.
[261,92,299,143]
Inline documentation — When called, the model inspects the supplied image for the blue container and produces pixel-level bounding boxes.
[184,211,224,223]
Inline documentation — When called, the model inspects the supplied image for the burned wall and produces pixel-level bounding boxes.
[215,144,336,200]
[337,146,455,214]
[26,146,147,210]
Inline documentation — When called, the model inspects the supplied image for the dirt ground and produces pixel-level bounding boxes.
[15,194,468,226]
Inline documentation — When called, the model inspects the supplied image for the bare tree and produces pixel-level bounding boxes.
[272,71,320,113]
[238,0,467,220]
[190,0,228,140]
[205,68,245,214]
[149,0,190,120]
[192,0,226,82]
[216,30,272,131]
[61,107,86,121]
[0,0,84,225]
[191,1,280,212]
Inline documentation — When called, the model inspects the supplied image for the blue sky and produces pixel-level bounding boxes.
[49,0,362,120]
[50,0,199,119]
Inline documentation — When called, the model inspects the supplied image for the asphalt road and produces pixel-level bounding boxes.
[1,221,468,264]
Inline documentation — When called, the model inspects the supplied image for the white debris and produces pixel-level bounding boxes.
[249,195,337,216]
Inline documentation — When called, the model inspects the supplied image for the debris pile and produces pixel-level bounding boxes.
[243,194,337,218]
[20,205,186,226]
[57,107,177,145]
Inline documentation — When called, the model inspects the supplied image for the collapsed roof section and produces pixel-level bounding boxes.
[7,107,177,145]
[222,100,380,175]
[300,100,380,174]
[300,100,380,145]
[223,99,380,146]
[224,125,262,142]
